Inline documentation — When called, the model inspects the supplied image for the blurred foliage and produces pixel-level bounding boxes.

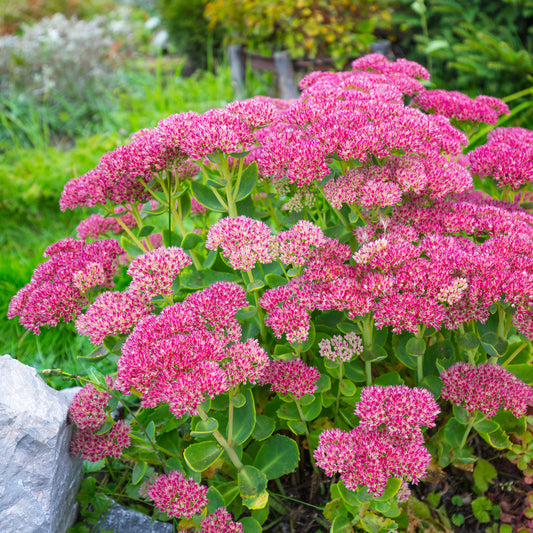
[0,0,116,34]
[205,0,392,65]
[392,0,533,97]
[156,0,225,70]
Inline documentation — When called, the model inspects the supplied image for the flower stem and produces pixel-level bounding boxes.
[502,341,528,367]
[197,405,243,471]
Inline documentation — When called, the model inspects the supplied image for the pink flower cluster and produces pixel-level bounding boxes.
[324,154,472,210]
[260,191,533,339]
[76,207,136,240]
[127,247,192,296]
[355,385,440,439]
[469,127,533,190]
[315,385,438,498]
[58,54,484,215]
[200,508,243,533]
[412,90,509,124]
[223,338,269,388]
[8,238,123,334]
[60,113,197,210]
[146,470,208,519]
[258,358,320,399]
[206,216,277,271]
[114,282,257,417]
[440,362,533,418]
[318,332,363,363]
[69,376,131,462]
[276,220,327,267]
[69,377,113,430]
[70,420,131,462]
[76,290,153,345]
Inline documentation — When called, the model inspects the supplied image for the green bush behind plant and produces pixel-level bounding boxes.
[393,0,533,97]
[157,0,225,71]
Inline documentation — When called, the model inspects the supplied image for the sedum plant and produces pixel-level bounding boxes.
[9,53,533,532]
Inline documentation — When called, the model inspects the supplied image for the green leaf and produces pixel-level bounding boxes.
[131,460,147,485]
[406,337,426,357]
[180,269,240,289]
[331,515,354,533]
[277,395,322,421]
[506,364,533,384]
[444,417,467,449]
[287,420,307,435]
[230,389,256,445]
[146,421,155,442]
[473,458,497,494]
[235,161,258,201]
[138,225,154,238]
[247,280,265,292]
[206,486,225,514]
[451,513,465,526]
[252,415,276,441]
[373,477,402,501]
[343,359,367,382]
[239,517,262,533]
[361,344,388,362]
[339,379,356,396]
[374,372,404,386]
[230,393,246,408]
[478,427,511,450]
[190,180,227,212]
[471,496,492,523]
[238,465,268,509]
[457,332,479,351]
[183,441,223,472]
[162,229,180,247]
[480,332,508,358]
[190,417,219,438]
[265,273,287,288]
[253,435,300,479]
[181,232,203,250]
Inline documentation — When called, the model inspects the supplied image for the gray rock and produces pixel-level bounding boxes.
[0,355,83,533]
[95,501,173,533]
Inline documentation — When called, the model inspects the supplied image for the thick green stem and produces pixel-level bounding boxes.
[294,399,321,477]
[246,269,267,342]
[114,214,149,253]
[335,363,343,418]
[417,355,424,384]
[227,398,234,445]
[502,341,529,367]
[197,405,243,470]
[365,361,372,387]
[459,416,480,449]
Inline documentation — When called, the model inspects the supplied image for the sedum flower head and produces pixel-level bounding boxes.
[355,385,440,439]
[318,332,363,363]
[276,220,327,267]
[201,508,243,533]
[69,376,113,431]
[258,358,320,399]
[147,470,208,519]
[75,290,153,345]
[314,426,431,498]
[206,216,277,271]
[70,420,131,462]
[440,362,533,418]
[128,247,192,296]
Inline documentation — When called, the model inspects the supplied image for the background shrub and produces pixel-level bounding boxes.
[393,0,533,97]
[156,0,224,71]
[205,0,392,65]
